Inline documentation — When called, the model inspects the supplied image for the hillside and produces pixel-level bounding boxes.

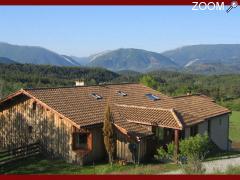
[88,48,179,72]
[0,63,119,98]
[2,42,240,74]
[69,56,90,65]
[0,57,17,64]
[162,44,240,67]
[184,63,240,75]
[0,42,80,66]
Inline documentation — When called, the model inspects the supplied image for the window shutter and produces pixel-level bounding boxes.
[87,133,93,151]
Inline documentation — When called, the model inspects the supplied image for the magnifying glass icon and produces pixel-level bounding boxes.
[226,0,238,13]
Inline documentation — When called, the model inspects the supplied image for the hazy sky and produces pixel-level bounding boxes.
[0,6,240,57]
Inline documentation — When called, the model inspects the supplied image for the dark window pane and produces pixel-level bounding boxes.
[145,93,160,101]
[190,125,198,136]
[75,133,88,149]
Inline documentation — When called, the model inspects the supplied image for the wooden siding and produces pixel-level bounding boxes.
[0,95,105,164]
[115,130,147,163]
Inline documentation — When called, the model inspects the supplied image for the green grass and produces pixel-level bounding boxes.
[220,98,240,111]
[214,166,240,174]
[229,111,240,148]
[0,155,179,174]
[224,166,240,174]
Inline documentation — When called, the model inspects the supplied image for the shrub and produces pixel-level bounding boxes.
[179,133,210,160]
[155,133,211,166]
[154,147,168,162]
[179,134,210,174]
[181,154,206,174]
[154,142,175,162]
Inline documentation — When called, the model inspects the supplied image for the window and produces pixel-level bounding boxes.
[91,93,102,100]
[145,94,160,101]
[156,127,164,141]
[32,102,37,111]
[73,133,90,150]
[190,125,198,136]
[117,91,127,96]
[28,126,33,134]
[180,130,185,140]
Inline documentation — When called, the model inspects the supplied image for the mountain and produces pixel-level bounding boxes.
[162,44,240,67]
[88,48,179,72]
[61,55,81,66]
[184,63,240,75]
[0,57,17,64]
[0,42,80,66]
[69,56,90,65]
[2,42,240,74]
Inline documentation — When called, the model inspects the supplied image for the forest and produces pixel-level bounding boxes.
[0,63,240,111]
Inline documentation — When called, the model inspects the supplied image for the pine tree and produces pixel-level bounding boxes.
[103,104,115,165]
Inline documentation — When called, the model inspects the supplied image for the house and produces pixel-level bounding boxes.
[0,83,231,164]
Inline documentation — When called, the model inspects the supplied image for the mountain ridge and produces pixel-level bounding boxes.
[0,42,79,66]
[1,42,240,74]
[88,48,179,72]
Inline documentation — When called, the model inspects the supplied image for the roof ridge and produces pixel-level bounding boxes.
[170,109,183,129]
[23,82,140,91]
[172,93,202,98]
[114,103,173,111]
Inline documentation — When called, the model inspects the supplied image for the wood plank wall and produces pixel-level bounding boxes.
[115,130,147,163]
[0,96,75,162]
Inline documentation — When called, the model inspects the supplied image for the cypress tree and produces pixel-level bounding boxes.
[103,104,115,165]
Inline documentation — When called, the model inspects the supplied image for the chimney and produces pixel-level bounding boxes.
[187,91,192,96]
[75,80,85,87]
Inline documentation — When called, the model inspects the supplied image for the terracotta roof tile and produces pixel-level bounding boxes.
[113,104,182,130]
[0,83,230,137]
[23,84,230,128]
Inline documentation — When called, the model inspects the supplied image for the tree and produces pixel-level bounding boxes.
[103,104,115,165]
[139,75,159,89]
[0,79,3,99]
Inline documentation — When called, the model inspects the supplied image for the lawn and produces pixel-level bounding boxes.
[0,155,179,174]
[229,111,240,150]
[214,166,240,174]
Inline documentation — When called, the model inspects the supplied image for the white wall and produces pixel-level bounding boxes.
[184,114,229,151]
[209,114,229,150]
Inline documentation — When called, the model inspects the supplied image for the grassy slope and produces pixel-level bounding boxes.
[229,111,240,143]
[0,155,179,174]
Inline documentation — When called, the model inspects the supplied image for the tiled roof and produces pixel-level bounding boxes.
[23,83,171,128]
[0,83,230,138]
[113,104,182,130]
[170,95,230,125]
[111,106,154,139]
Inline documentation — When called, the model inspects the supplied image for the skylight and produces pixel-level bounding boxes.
[145,93,160,101]
[91,93,102,100]
[117,91,127,96]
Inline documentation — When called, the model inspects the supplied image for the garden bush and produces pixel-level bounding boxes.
[155,133,211,163]
[179,133,210,160]
[154,142,175,162]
